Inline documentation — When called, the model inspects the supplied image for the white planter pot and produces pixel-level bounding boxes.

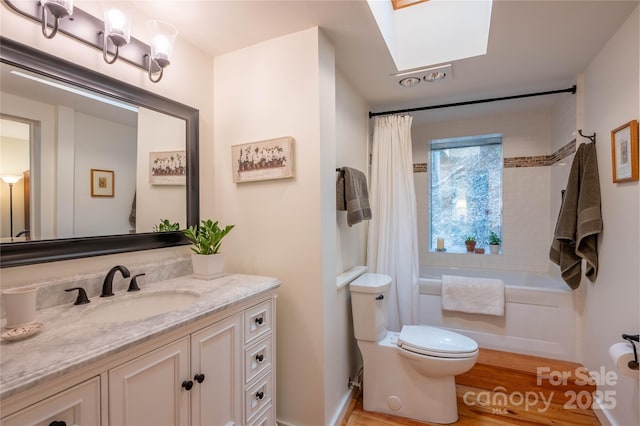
[191,253,224,280]
[489,244,500,254]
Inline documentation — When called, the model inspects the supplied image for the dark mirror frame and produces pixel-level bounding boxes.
[0,37,199,268]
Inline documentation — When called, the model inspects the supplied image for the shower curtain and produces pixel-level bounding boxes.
[367,115,420,331]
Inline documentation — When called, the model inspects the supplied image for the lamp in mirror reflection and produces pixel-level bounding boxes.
[1,175,23,241]
[40,0,73,39]
[146,20,178,83]
[101,2,134,64]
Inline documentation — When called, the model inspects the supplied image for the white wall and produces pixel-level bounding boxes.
[136,108,187,232]
[213,27,326,425]
[73,112,137,237]
[580,7,639,426]
[413,109,554,272]
[213,26,365,425]
[335,73,369,275]
[0,2,211,285]
[328,70,370,422]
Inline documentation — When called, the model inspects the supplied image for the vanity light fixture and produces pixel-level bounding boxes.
[146,20,178,83]
[4,0,178,83]
[39,0,73,39]
[101,3,134,64]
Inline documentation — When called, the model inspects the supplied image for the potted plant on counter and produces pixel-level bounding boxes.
[488,231,501,254]
[183,219,235,280]
[153,219,180,232]
[464,235,477,253]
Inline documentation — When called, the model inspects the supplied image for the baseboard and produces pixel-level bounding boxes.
[276,388,355,426]
[329,388,356,426]
[592,394,615,426]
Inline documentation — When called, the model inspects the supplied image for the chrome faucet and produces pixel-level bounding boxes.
[101,265,131,297]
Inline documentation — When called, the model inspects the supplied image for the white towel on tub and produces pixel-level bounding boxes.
[441,274,505,316]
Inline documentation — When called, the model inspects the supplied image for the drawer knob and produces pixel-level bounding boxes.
[255,391,265,400]
[194,373,205,383]
[182,380,194,391]
[255,316,264,326]
[255,353,265,363]
[49,422,67,426]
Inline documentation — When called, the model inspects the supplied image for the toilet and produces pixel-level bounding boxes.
[350,273,478,424]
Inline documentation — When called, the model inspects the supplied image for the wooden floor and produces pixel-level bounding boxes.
[342,349,601,426]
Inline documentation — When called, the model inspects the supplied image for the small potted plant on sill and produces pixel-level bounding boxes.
[488,231,501,254]
[464,235,477,253]
[183,219,234,280]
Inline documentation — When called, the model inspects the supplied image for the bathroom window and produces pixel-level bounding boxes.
[429,133,502,252]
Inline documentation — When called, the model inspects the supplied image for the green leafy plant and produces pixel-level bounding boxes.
[464,235,477,243]
[183,219,234,255]
[153,219,180,232]
[488,231,501,245]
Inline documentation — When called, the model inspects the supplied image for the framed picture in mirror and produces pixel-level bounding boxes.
[91,169,114,197]
[150,150,186,185]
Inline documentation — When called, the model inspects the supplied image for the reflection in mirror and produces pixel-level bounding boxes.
[0,64,187,242]
[0,37,199,267]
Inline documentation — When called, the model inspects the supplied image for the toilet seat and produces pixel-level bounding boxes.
[397,325,478,358]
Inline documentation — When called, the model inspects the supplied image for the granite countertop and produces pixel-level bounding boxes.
[0,273,280,401]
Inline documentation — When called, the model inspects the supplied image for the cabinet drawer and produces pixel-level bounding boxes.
[245,335,272,384]
[244,300,272,344]
[2,377,101,426]
[248,403,274,426]
[245,371,273,422]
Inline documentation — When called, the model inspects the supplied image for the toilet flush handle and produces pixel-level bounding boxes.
[376,295,384,301]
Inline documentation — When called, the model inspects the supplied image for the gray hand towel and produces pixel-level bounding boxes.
[336,167,372,227]
[550,142,602,289]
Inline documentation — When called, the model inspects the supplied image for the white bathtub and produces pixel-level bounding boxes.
[419,267,578,361]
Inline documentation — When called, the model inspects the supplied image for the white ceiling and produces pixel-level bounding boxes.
[131,0,638,123]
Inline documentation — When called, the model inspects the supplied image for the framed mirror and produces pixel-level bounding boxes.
[0,37,199,267]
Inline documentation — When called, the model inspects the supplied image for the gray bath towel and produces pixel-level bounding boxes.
[550,142,602,290]
[336,167,372,227]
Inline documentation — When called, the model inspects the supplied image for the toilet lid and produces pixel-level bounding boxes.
[397,326,478,358]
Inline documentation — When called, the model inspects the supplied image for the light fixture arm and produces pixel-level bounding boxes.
[40,5,60,39]
[100,31,120,65]
[145,54,164,83]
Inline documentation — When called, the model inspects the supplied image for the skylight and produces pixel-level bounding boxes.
[368,0,493,72]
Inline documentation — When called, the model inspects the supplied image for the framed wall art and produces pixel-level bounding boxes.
[611,119,639,183]
[232,136,294,183]
[149,150,186,185]
[91,169,114,197]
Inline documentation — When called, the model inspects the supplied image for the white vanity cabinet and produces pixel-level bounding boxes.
[108,336,191,425]
[1,291,277,426]
[108,303,273,426]
[1,377,101,426]
[190,313,243,426]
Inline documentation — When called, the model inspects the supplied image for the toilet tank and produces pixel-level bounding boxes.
[350,273,391,342]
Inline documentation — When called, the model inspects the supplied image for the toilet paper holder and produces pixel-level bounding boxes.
[622,334,639,371]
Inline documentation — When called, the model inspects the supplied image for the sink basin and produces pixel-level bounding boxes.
[82,291,200,323]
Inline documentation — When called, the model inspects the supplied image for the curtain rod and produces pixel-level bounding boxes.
[368,85,577,118]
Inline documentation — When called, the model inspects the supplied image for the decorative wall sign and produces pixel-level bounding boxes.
[232,137,294,183]
[91,169,114,197]
[611,120,639,183]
